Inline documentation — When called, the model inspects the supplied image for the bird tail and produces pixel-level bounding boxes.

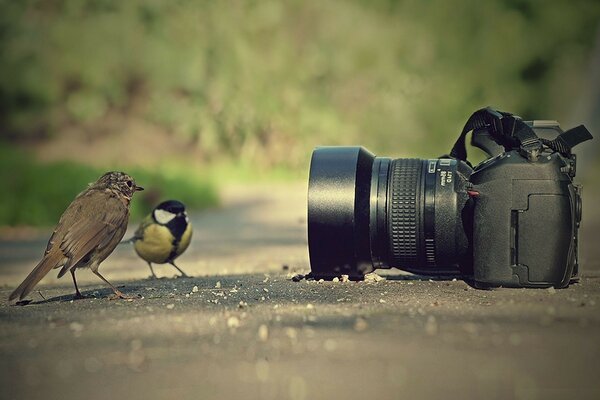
[8,255,60,302]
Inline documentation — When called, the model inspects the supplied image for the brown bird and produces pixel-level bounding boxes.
[8,171,143,302]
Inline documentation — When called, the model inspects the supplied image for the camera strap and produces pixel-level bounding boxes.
[539,125,593,156]
[449,106,593,164]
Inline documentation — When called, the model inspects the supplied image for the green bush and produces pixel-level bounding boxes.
[1,0,598,165]
[0,143,218,226]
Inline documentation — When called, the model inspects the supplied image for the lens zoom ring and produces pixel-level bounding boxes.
[388,159,422,266]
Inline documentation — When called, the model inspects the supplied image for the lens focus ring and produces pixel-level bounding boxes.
[388,158,422,266]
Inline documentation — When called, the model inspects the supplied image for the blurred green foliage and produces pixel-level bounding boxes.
[0,143,218,226]
[1,0,598,163]
[0,0,599,226]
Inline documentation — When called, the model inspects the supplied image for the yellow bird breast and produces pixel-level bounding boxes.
[134,224,176,264]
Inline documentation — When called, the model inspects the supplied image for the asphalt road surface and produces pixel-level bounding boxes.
[1,183,599,400]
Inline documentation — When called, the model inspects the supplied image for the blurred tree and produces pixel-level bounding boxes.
[0,0,598,166]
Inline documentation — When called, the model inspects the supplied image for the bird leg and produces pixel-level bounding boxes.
[92,270,134,300]
[169,261,189,277]
[147,262,158,279]
[71,269,86,299]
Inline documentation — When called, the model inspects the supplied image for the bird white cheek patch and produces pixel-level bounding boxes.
[154,209,176,225]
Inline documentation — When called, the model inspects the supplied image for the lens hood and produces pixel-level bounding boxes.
[308,147,378,279]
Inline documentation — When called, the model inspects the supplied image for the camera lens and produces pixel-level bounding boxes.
[307,147,472,279]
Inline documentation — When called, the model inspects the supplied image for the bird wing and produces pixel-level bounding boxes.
[122,215,152,243]
[134,215,153,241]
[56,194,129,277]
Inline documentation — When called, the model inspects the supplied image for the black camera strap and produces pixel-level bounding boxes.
[449,107,506,163]
[539,125,593,156]
[449,106,593,164]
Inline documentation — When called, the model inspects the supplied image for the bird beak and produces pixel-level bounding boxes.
[135,185,144,191]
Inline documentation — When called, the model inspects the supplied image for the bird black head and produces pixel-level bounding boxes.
[153,200,187,225]
[93,171,144,198]
[156,200,186,214]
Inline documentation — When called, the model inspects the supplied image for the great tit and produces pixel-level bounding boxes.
[128,200,193,278]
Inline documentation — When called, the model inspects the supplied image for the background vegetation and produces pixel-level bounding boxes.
[1,0,599,226]
[0,145,217,226]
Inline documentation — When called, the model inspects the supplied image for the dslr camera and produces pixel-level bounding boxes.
[307,107,593,288]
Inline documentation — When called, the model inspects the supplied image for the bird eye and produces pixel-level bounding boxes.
[126,180,133,187]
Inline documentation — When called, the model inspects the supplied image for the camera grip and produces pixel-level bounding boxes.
[473,180,574,288]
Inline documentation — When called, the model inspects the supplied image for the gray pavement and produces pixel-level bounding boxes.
[1,183,599,400]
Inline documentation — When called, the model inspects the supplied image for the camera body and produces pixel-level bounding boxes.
[307,108,592,288]
[469,129,581,288]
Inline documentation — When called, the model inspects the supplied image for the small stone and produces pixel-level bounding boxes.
[379,299,386,304]
[166,304,175,310]
[215,281,221,289]
[227,316,240,329]
[185,294,190,298]
[547,287,557,294]
[192,286,199,293]
[364,273,385,283]
[263,288,269,293]
[258,324,269,342]
[341,275,350,282]
[332,277,340,283]
[238,301,248,308]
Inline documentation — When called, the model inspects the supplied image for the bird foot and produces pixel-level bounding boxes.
[108,291,137,301]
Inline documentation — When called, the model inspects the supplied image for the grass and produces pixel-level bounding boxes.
[0,143,218,227]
